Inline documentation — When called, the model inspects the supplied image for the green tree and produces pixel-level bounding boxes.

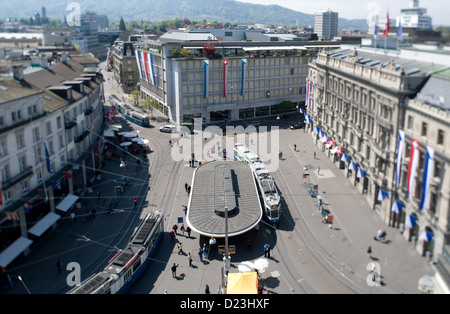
[119,17,126,31]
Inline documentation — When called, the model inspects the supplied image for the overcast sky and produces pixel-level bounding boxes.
[235,0,450,26]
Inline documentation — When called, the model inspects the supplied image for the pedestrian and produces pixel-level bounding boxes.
[177,242,184,255]
[169,139,172,147]
[169,230,175,242]
[203,243,208,260]
[182,205,187,215]
[187,252,193,267]
[186,226,191,238]
[314,151,316,159]
[294,144,297,151]
[266,244,271,258]
[264,244,268,257]
[367,245,372,258]
[205,284,210,294]
[317,167,320,175]
[187,185,191,196]
[185,183,188,192]
[70,211,76,224]
[180,224,185,237]
[171,263,179,278]
[247,238,253,251]
[133,196,137,208]
[173,224,178,235]
[56,259,62,273]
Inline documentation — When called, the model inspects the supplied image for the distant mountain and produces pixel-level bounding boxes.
[1,0,369,30]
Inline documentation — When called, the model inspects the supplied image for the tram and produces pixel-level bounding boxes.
[234,143,281,224]
[68,211,164,294]
[109,94,150,127]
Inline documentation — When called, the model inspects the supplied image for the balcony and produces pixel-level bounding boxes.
[0,166,33,190]
[84,107,94,116]
[74,130,90,143]
[64,118,77,129]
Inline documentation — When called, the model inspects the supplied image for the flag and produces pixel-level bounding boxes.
[341,154,350,163]
[241,59,247,96]
[135,49,145,81]
[312,81,316,112]
[147,52,156,86]
[377,189,388,202]
[349,162,358,171]
[43,140,52,174]
[397,21,404,42]
[396,130,405,188]
[419,231,434,242]
[407,139,419,199]
[374,24,379,42]
[106,108,115,121]
[405,214,417,229]
[419,147,435,210]
[305,114,312,124]
[305,79,311,107]
[383,11,390,37]
[223,59,229,98]
[391,201,404,214]
[357,168,366,179]
[141,50,150,83]
[203,60,209,98]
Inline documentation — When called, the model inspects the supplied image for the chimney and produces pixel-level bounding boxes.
[62,51,68,63]
[13,65,24,81]
[41,57,49,68]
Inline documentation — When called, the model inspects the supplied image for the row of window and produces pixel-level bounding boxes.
[407,115,445,145]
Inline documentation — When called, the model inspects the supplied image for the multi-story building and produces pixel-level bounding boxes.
[306,47,449,266]
[111,41,140,94]
[314,9,338,40]
[0,53,104,269]
[397,0,432,30]
[137,40,344,124]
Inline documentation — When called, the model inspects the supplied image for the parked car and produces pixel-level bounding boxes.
[290,122,305,130]
[159,125,177,133]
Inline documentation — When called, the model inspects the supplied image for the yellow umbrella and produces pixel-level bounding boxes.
[226,272,258,294]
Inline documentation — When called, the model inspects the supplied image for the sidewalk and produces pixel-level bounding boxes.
[2,138,150,294]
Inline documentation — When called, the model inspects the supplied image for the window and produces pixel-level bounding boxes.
[438,129,444,145]
[19,155,27,171]
[407,116,413,129]
[57,117,62,129]
[22,181,28,194]
[16,132,25,148]
[46,122,52,135]
[32,127,40,142]
[421,122,428,136]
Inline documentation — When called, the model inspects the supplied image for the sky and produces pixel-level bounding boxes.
[235,0,450,26]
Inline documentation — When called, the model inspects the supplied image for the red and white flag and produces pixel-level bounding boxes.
[407,138,419,199]
[106,108,115,122]
[223,59,229,98]
[383,11,390,37]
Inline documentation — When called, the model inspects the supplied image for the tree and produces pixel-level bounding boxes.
[119,17,126,31]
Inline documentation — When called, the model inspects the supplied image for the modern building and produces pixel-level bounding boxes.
[0,53,105,269]
[314,9,338,40]
[397,0,432,30]
[306,46,450,267]
[136,38,344,124]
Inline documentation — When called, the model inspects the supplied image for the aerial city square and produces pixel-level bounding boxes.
[0,0,449,299]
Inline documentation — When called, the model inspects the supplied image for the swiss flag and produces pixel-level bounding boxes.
[106,108,115,121]
[383,12,390,37]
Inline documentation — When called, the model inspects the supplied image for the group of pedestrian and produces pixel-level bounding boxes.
[184,183,191,196]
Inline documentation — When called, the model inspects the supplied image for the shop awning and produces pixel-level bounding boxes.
[56,194,79,212]
[0,236,33,268]
[28,212,61,237]
[226,272,258,294]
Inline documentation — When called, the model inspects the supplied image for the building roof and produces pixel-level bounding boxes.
[415,70,450,111]
[186,160,262,238]
[0,78,42,103]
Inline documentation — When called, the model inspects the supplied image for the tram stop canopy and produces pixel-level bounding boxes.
[226,272,258,294]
